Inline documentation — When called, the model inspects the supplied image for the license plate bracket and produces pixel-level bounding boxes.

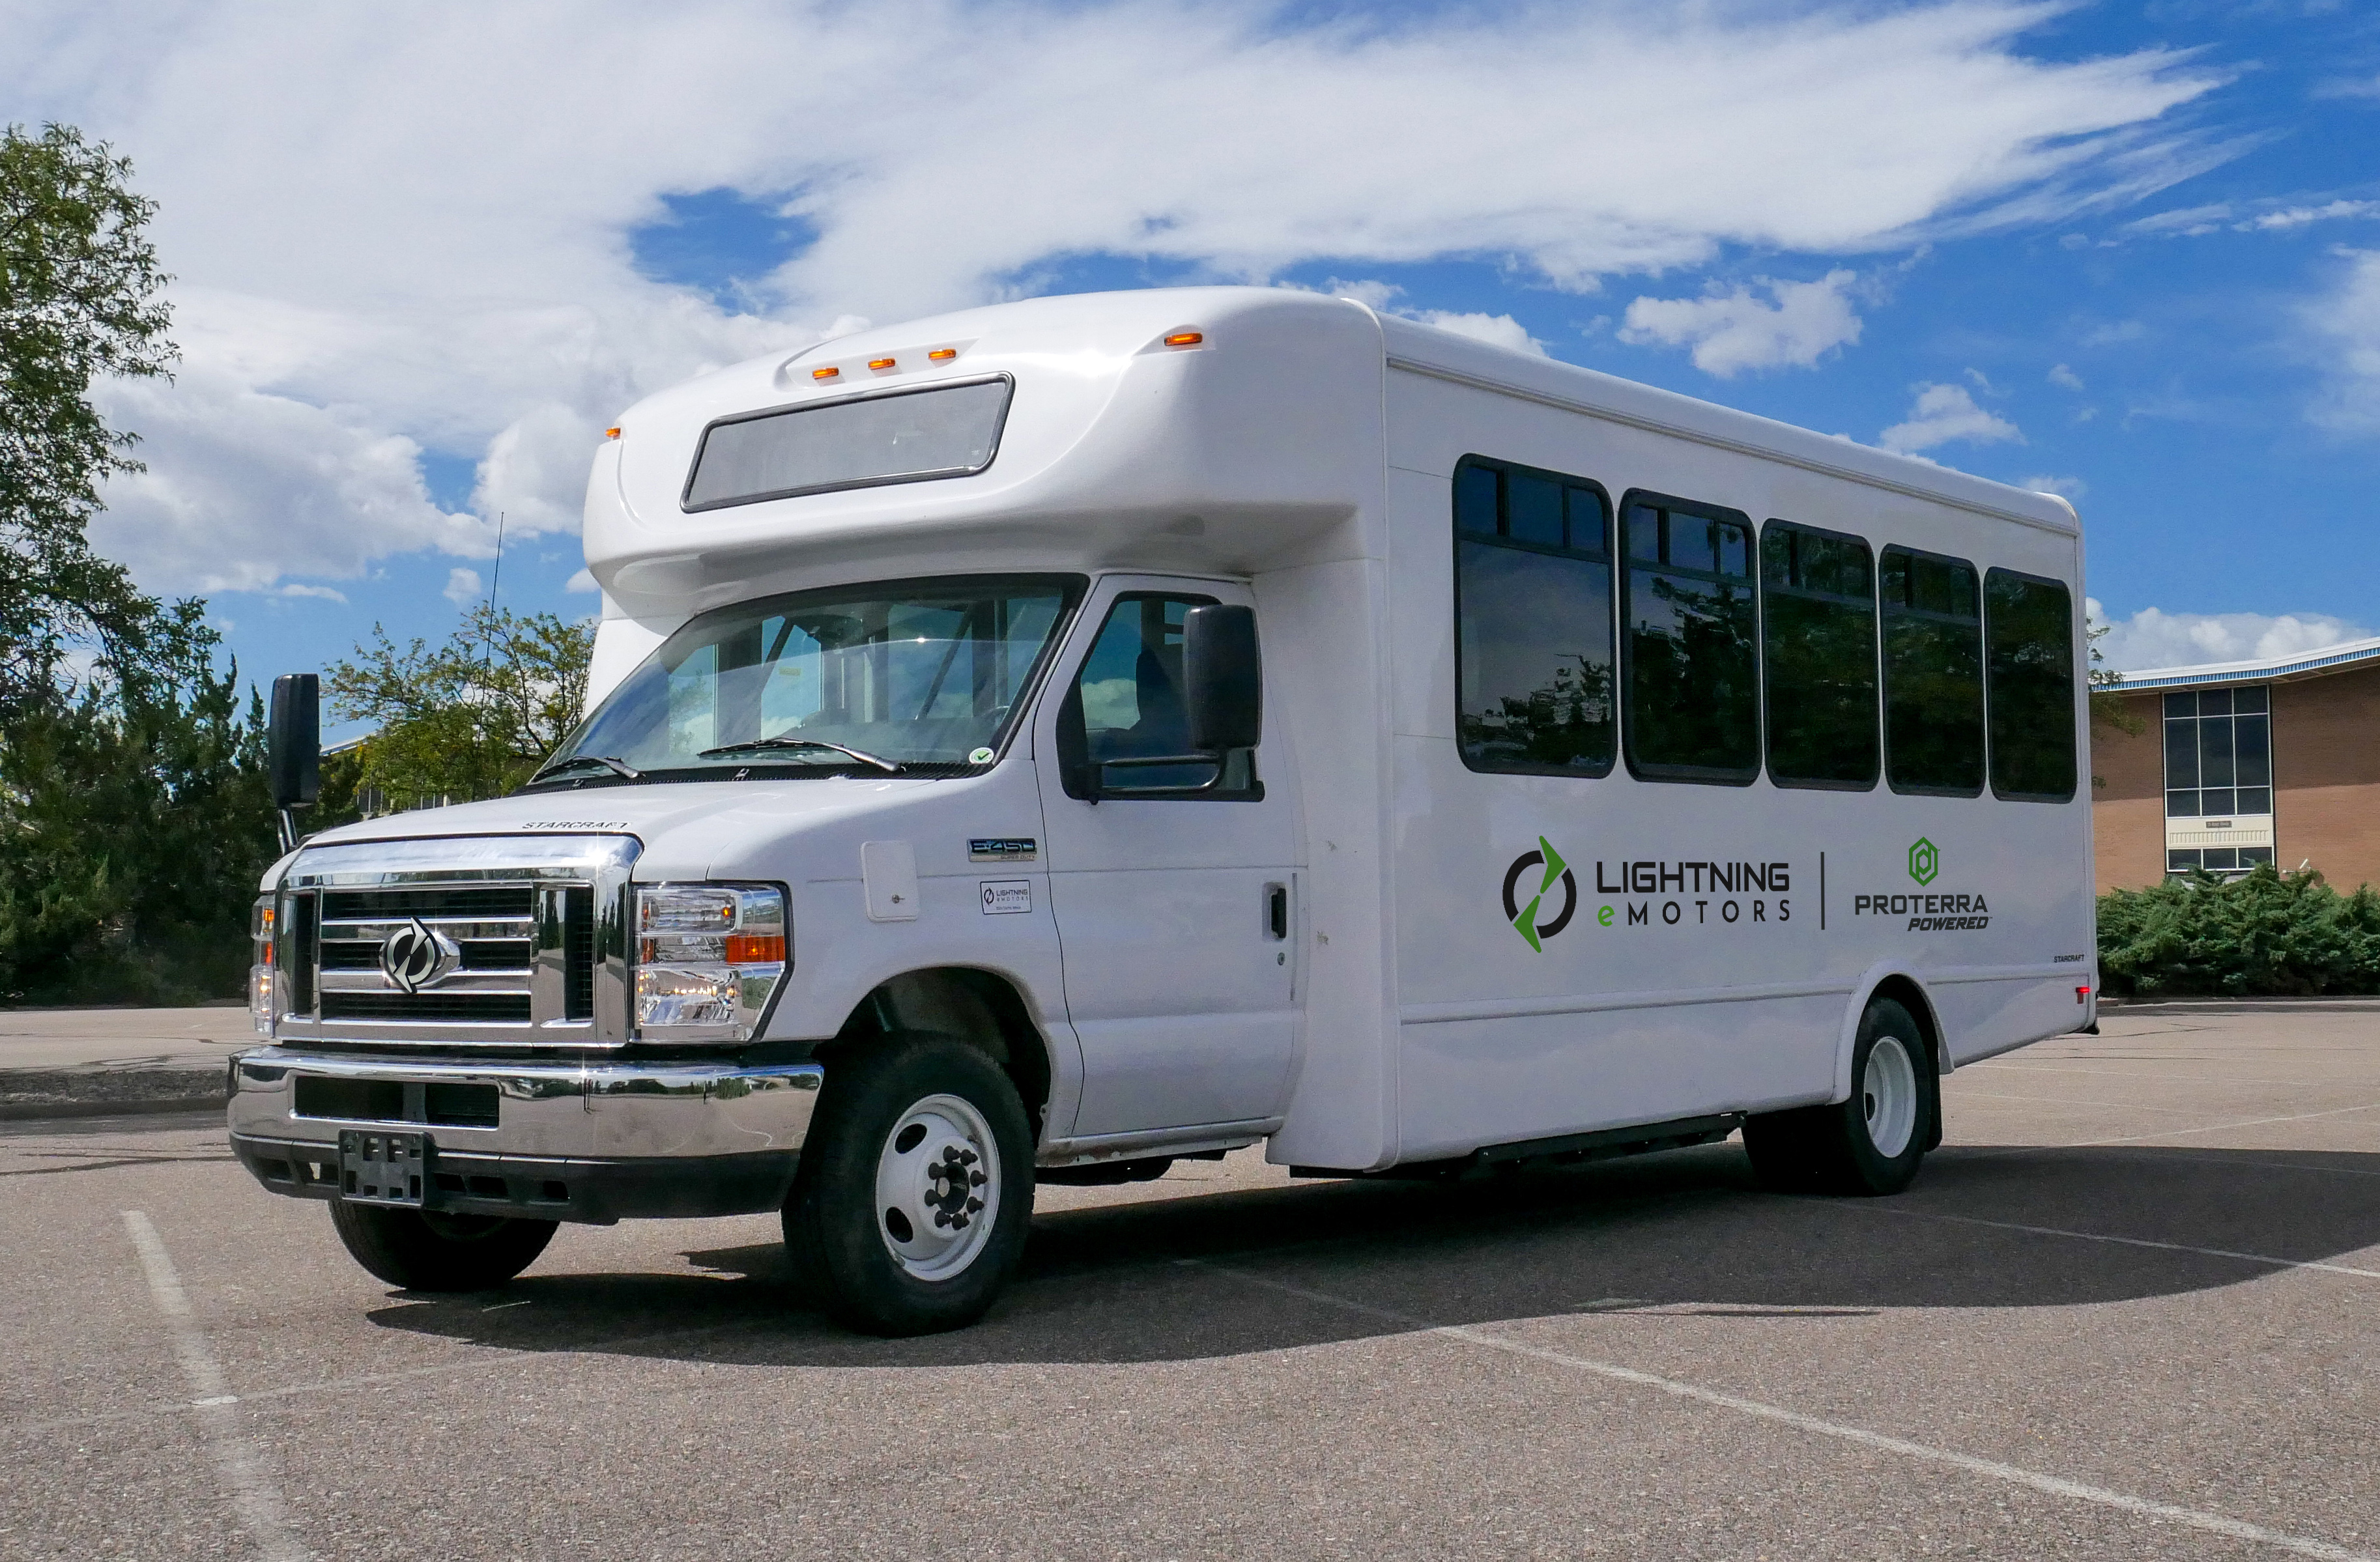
[338,1129,429,1208]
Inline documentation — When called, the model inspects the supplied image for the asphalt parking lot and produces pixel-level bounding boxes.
[3,1001,2375,1561]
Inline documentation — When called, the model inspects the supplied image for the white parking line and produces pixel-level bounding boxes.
[1955,1090,2211,1115]
[1960,1100,2380,1159]
[1846,1204,2380,1280]
[122,1212,312,1562]
[1190,1259,2375,1562]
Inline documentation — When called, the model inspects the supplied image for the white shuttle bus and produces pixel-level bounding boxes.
[233,287,2097,1334]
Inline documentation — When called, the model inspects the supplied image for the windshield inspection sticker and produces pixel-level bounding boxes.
[980,881,1031,915]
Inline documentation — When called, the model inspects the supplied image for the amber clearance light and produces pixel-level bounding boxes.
[868,357,896,371]
[812,366,840,380]
[927,347,958,362]
[1164,331,1204,347]
[725,933,787,964]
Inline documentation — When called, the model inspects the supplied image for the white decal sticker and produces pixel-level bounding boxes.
[980,880,1031,915]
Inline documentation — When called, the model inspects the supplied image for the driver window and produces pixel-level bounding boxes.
[1061,593,1259,799]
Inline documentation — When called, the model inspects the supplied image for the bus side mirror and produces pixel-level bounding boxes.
[1183,604,1261,754]
[268,674,320,851]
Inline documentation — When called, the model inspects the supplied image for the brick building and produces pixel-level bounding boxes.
[2092,636,2380,894]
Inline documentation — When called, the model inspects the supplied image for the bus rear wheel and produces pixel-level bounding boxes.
[1744,997,1934,1197]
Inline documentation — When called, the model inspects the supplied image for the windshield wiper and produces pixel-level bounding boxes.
[698,737,902,773]
[529,753,642,784]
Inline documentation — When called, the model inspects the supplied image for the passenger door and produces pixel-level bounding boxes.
[1035,578,1299,1139]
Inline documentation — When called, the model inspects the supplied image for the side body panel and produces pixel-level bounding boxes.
[1383,365,2092,1163]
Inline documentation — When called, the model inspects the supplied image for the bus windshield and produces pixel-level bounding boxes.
[536,575,1082,784]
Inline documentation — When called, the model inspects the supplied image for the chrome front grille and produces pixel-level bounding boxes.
[270,835,637,1049]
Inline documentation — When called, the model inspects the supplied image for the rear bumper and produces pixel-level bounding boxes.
[227,1046,822,1224]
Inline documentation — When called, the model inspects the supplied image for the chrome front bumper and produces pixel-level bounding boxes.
[229,1046,822,1224]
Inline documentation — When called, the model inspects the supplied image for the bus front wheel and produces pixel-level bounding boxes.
[1744,997,1935,1196]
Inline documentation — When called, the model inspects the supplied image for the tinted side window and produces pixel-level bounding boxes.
[1059,593,1258,799]
[1880,546,1983,794]
[1984,569,2078,801]
[1620,493,1758,784]
[1453,457,1616,777]
[1760,522,1878,789]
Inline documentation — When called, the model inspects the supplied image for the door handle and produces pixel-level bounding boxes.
[1265,883,1289,940]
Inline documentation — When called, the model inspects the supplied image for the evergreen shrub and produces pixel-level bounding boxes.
[2097,864,2380,997]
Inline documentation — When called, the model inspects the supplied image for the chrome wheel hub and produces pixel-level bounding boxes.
[874,1094,1000,1281]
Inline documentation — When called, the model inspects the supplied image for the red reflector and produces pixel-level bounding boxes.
[726,934,786,965]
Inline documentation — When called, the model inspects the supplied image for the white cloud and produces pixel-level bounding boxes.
[2304,248,2380,432]
[2125,202,2232,236]
[2082,320,2149,346]
[1878,384,2024,455]
[442,569,485,609]
[5,0,2223,598]
[566,568,600,594]
[2048,362,2086,390]
[273,583,349,603]
[2020,474,2087,500]
[2243,199,2380,231]
[2087,600,2375,673]
[1619,270,1863,376]
[1409,311,1547,357]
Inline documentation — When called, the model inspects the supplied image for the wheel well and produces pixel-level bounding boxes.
[1865,974,1944,1074]
[826,969,1054,1137]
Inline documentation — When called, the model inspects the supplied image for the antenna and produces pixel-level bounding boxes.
[483,509,505,671]
[486,509,506,615]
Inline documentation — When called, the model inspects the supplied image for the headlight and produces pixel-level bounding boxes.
[250,894,278,1036]
[633,883,788,1041]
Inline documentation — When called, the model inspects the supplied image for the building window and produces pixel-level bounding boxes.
[1452,457,1616,776]
[2162,686,2274,877]
[1620,492,1759,784]
[2164,687,2272,819]
[1759,520,1878,789]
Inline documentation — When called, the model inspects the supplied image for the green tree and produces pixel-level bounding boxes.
[1,122,179,721]
[328,604,595,808]
[0,122,278,1004]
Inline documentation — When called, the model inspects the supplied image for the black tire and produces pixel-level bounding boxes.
[784,1036,1035,1336]
[329,1199,557,1290]
[1743,997,1934,1197]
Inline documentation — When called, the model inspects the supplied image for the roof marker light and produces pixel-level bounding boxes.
[927,348,958,362]
[868,357,896,371]
[812,367,839,380]
[605,427,621,440]
[1164,331,1203,347]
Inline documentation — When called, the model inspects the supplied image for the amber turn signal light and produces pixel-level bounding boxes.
[725,933,787,965]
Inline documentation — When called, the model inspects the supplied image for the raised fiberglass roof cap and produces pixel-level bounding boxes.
[2111,632,2380,691]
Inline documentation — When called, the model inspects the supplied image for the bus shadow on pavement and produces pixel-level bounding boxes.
[362,1141,2380,1369]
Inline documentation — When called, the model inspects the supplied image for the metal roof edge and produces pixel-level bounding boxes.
[2108,635,2380,692]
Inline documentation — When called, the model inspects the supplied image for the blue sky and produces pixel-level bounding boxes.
[8,0,2380,729]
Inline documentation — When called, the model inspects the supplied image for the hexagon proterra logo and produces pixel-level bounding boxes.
[1502,835,1578,952]
[1908,837,1941,887]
